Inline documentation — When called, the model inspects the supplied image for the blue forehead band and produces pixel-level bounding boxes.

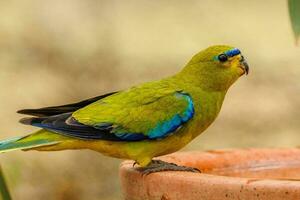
[224,48,241,57]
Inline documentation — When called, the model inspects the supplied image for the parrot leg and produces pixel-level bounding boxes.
[138,160,201,175]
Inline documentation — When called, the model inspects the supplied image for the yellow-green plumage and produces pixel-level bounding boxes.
[0,45,248,167]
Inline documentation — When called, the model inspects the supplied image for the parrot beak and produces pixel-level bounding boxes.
[240,55,249,75]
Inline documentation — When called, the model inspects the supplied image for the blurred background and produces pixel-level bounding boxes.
[0,0,299,199]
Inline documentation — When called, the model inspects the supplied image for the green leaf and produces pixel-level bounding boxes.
[288,0,300,44]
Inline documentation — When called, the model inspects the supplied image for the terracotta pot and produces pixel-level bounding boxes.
[120,148,300,200]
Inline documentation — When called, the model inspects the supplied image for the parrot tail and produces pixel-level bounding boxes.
[0,130,62,153]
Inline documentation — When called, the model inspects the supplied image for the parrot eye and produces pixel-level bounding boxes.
[218,54,228,62]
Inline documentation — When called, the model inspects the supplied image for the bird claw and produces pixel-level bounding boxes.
[133,161,138,167]
[137,160,201,175]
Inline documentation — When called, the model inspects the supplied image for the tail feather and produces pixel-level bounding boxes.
[0,131,60,153]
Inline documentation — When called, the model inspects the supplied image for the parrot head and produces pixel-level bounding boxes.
[181,45,249,91]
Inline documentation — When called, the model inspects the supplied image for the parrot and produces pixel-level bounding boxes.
[0,45,249,174]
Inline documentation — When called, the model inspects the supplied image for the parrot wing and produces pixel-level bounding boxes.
[20,88,194,141]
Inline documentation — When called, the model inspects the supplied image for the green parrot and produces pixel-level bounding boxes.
[0,45,249,173]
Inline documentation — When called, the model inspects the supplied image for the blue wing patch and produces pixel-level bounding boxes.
[113,92,194,140]
[147,93,194,139]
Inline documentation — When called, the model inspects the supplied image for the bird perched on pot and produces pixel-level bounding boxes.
[0,45,249,173]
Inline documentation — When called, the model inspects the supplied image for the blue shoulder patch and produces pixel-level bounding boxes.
[147,92,194,139]
[112,92,195,141]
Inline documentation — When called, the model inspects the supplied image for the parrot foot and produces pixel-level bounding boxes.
[138,160,201,175]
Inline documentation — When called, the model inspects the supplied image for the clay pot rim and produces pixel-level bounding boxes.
[121,161,300,185]
[120,148,300,185]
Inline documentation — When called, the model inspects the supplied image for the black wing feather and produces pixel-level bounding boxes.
[17,92,117,117]
[20,113,124,141]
